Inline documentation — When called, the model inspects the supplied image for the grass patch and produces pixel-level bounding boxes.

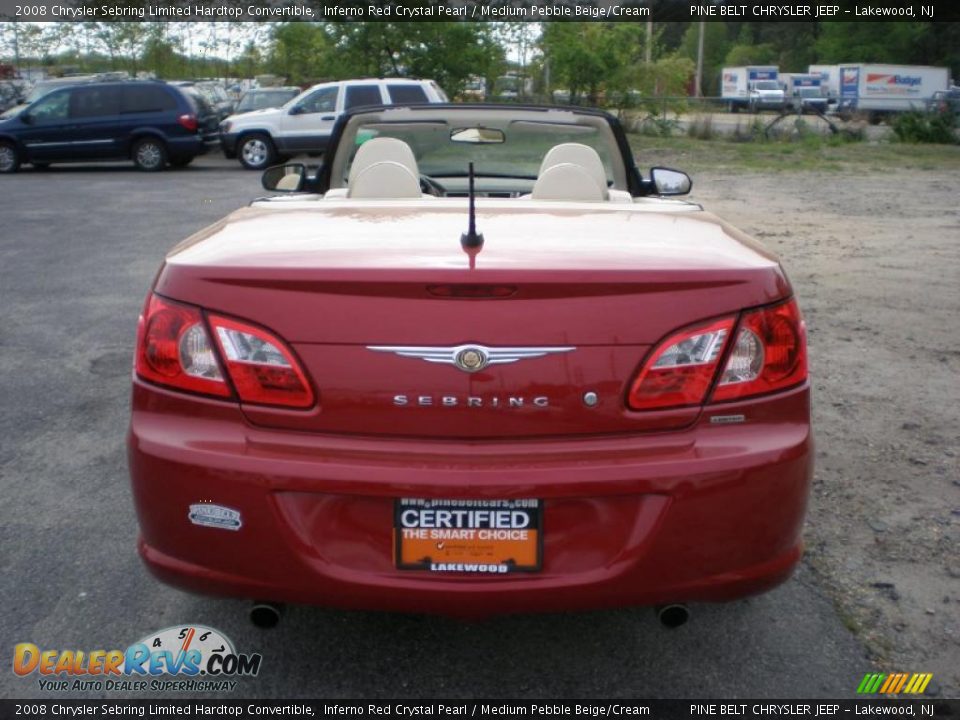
[628,132,960,174]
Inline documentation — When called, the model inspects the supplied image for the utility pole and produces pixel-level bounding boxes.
[695,21,704,97]
[645,21,652,64]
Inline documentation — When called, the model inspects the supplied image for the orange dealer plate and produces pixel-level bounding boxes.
[394,498,542,573]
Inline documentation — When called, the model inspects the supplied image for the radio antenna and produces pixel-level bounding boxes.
[460,162,484,252]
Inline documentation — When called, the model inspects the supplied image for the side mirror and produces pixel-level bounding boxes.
[262,163,307,192]
[288,105,304,116]
[20,113,34,125]
[650,167,692,196]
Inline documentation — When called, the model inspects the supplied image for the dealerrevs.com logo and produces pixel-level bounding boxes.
[13,625,261,693]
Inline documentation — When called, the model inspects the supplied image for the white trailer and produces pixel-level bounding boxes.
[838,64,950,118]
[721,66,785,112]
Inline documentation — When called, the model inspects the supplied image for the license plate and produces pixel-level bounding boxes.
[394,498,542,574]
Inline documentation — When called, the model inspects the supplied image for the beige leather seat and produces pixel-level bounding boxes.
[348,160,422,199]
[350,137,419,184]
[327,137,424,199]
[538,143,610,199]
[530,162,605,202]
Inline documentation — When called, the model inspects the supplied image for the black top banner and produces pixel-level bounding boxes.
[2,0,959,22]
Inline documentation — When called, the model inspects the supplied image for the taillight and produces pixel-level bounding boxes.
[208,314,314,409]
[135,294,315,409]
[135,295,230,398]
[626,298,808,412]
[712,298,807,402]
[177,113,198,132]
[627,317,735,411]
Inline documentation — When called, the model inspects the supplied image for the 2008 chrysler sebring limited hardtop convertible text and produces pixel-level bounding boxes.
[128,104,811,625]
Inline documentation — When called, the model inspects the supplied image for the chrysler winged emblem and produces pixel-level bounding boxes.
[367,343,575,373]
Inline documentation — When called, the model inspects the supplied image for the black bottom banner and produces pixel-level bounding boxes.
[1,699,958,720]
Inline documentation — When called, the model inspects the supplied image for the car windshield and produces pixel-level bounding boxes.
[237,90,296,113]
[754,81,780,90]
[336,109,621,192]
[25,82,63,104]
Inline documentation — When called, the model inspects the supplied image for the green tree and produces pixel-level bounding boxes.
[540,23,647,104]
[317,22,503,98]
[723,26,776,67]
[267,22,335,84]
[814,22,928,65]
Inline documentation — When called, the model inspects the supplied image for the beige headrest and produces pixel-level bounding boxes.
[348,137,419,186]
[539,143,609,199]
[348,160,422,199]
[531,163,605,202]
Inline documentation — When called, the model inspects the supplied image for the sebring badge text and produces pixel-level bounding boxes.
[393,395,549,408]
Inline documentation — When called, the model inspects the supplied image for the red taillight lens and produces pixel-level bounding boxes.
[712,298,807,402]
[177,113,198,132]
[135,294,315,409]
[208,315,315,409]
[135,295,230,398]
[627,317,735,411]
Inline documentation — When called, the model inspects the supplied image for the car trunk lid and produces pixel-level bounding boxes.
[156,201,789,438]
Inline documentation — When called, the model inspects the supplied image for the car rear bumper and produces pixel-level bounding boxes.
[168,135,219,158]
[128,380,812,617]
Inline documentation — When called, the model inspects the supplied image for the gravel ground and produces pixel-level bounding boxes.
[0,151,955,699]
[685,167,960,697]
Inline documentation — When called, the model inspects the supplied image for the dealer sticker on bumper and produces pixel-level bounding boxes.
[188,503,242,531]
[394,498,542,573]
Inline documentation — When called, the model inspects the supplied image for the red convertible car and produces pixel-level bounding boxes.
[128,105,810,627]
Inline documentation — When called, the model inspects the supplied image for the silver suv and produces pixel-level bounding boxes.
[220,78,448,170]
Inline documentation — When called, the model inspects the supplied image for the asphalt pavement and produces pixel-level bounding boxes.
[0,155,871,700]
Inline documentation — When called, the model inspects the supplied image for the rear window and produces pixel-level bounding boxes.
[344,85,383,111]
[181,88,213,115]
[122,85,177,114]
[386,84,428,105]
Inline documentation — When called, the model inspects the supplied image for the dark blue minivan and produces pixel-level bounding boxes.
[0,80,220,173]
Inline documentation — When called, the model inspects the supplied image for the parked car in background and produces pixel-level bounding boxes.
[171,80,235,121]
[0,81,23,112]
[927,87,960,116]
[129,104,811,622]
[219,78,448,169]
[234,87,301,114]
[460,76,486,102]
[0,80,220,173]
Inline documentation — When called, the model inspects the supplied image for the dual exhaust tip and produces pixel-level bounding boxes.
[248,601,689,629]
[249,601,283,629]
[656,604,690,628]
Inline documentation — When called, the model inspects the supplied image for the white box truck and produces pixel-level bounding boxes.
[780,73,829,113]
[721,66,785,113]
[838,64,950,119]
[809,64,841,105]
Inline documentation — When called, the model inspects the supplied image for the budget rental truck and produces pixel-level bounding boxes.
[838,64,950,120]
[721,66,785,113]
[780,73,828,114]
